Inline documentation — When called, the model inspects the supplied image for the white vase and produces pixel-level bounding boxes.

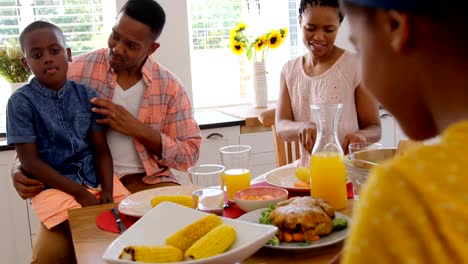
[9,82,28,95]
[252,61,268,108]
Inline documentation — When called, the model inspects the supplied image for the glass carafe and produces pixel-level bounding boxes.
[309,104,347,210]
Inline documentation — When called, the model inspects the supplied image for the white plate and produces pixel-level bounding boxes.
[118,186,200,217]
[103,202,278,264]
[264,167,309,192]
[237,208,351,251]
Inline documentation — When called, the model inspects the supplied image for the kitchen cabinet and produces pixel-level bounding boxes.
[378,109,396,148]
[0,150,32,264]
[171,125,240,185]
[378,109,409,148]
[239,131,276,179]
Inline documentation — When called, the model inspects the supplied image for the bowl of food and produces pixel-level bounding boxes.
[234,187,288,212]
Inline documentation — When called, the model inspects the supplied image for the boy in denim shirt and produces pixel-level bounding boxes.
[6,21,129,230]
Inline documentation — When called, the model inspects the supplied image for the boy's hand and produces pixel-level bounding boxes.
[100,191,114,204]
[75,190,100,207]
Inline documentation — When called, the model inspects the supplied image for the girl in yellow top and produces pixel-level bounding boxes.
[335,0,468,263]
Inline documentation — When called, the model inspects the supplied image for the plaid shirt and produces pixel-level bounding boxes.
[68,48,201,184]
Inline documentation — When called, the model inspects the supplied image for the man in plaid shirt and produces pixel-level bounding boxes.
[11,0,201,263]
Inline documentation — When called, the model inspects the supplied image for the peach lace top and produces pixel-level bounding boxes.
[281,51,360,144]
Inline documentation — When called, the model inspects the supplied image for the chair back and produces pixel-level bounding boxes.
[258,109,300,167]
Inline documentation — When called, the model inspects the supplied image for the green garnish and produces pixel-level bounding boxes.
[258,204,280,245]
[332,217,348,231]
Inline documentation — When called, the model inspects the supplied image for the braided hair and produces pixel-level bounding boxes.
[299,0,344,22]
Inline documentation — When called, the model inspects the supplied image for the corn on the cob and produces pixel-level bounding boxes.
[118,245,183,263]
[185,223,236,260]
[165,214,222,252]
[295,167,311,184]
[151,195,194,208]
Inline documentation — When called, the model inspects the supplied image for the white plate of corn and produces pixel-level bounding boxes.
[103,202,278,264]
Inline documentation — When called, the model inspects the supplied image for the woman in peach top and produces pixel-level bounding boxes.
[276,0,381,153]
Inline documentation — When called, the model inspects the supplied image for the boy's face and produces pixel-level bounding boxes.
[21,28,72,90]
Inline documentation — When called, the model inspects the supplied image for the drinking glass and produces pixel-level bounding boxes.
[192,188,224,215]
[219,145,252,202]
[187,164,225,187]
[347,142,382,200]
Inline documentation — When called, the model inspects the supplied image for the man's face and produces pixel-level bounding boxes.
[107,14,158,73]
[21,28,71,90]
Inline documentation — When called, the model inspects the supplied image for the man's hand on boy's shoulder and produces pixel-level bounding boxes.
[91,97,142,136]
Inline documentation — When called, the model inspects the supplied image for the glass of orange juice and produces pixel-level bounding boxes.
[219,145,252,202]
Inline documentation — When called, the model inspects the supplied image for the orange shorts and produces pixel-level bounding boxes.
[31,176,130,229]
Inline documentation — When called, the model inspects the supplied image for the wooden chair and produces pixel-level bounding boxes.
[258,109,300,167]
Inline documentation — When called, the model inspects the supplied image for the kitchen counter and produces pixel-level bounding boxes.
[194,109,244,129]
[216,102,276,133]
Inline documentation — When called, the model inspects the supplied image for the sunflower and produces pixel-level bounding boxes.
[280,27,288,39]
[229,29,238,41]
[230,41,245,55]
[267,30,283,49]
[236,22,247,31]
[254,35,267,52]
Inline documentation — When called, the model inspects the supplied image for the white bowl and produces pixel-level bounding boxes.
[103,202,278,264]
[233,186,288,212]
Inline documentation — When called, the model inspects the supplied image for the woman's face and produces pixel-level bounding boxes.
[299,6,341,58]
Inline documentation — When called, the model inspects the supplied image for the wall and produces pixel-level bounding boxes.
[114,0,353,104]
[115,0,193,101]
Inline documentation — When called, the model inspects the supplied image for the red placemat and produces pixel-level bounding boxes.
[96,208,139,233]
[96,181,354,232]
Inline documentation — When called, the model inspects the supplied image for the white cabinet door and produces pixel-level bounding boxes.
[171,126,240,184]
[378,110,396,148]
[198,126,240,165]
[239,131,276,179]
[0,150,32,264]
[395,122,409,145]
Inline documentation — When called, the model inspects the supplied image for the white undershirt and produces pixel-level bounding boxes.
[106,79,146,178]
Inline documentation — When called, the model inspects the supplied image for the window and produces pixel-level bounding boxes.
[190,0,301,108]
[0,0,115,133]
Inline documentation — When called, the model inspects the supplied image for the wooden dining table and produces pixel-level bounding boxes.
[68,198,354,264]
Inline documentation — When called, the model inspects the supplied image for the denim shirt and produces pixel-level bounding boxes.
[6,78,105,188]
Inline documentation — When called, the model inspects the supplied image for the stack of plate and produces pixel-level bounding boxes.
[344,148,396,188]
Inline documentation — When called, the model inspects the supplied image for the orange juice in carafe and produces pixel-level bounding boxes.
[310,152,347,209]
[309,103,347,210]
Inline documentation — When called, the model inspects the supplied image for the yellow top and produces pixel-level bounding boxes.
[342,121,468,263]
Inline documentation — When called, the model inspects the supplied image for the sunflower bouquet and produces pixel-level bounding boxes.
[229,22,287,63]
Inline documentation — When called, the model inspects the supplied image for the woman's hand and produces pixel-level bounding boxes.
[342,131,367,154]
[299,122,317,153]
[12,169,44,200]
